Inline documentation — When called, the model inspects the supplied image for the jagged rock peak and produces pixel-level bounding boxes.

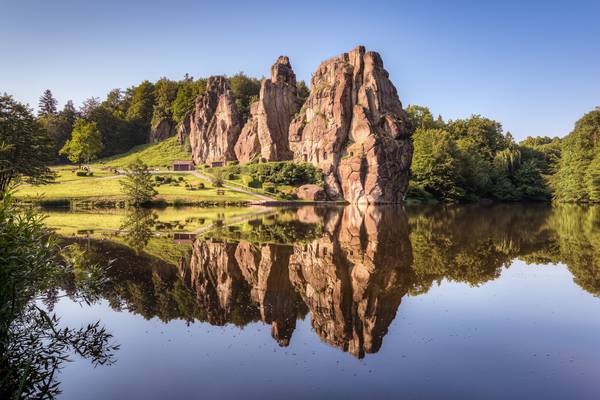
[234,56,299,162]
[288,45,413,204]
[179,75,242,164]
[271,56,296,86]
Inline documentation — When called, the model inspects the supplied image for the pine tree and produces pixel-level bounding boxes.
[38,89,58,117]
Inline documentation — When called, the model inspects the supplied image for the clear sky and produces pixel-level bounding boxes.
[1,0,599,140]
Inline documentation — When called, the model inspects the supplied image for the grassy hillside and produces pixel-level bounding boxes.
[97,136,191,168]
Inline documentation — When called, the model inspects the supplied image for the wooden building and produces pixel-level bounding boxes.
[172,160,195,171]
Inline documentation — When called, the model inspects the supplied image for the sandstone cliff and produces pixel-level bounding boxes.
[235,56,299,163]
[149,118,176,143]
[288,46,413,204]
[177,76,241,164]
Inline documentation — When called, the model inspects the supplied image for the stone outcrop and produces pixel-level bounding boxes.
[235,56,299,163]
[288,46,413,204]
[149,119,176,143]
[233,103,261,163]
[295,184,327,201]
[177,76,241,164]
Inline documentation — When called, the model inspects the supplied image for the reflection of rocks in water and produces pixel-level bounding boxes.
[58,204,600,358]
[180,238,304,343]
[235,242,303,346]
[289,205,414,358]
[181,239,256,326]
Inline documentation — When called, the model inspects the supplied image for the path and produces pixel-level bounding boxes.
[92,168,274,203]
[189,170,274,202]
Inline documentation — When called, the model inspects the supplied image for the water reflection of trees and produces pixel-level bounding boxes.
[57,204,600,358]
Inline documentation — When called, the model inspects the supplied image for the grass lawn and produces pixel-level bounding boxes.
[15,170,256,203]
[95,136,192,168]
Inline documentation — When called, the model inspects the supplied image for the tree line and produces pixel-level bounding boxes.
[406,105,599,203]
[33,73,313,164]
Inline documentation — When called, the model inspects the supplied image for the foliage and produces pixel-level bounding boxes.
[37,89,58,118]
[211,169,224,187]
[120,208,156,252]
[296,80,310,106]
[120,159,157,205]
[408,106,553,203]
[126,80,155,128]
[172,78,207,124]
[229,72,260,122]
[411,128,464,201]
[0,192,118,398]
[60,118,104,164]
[245,161,324,186]
[151,78,179,128]
[552,109,600,203]
[0,94,55,192]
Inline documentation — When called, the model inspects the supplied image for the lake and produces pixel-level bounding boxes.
[40,204,600,399]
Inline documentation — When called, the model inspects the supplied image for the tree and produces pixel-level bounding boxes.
[585,152,600,202]
[297,80,310,106]
[60,118,104,164]
[40,100,79,161]
[411,128,464,201]
[120,158,157,205]
[553,109,600,203]
[0,192,118,398]
[79,96,101,119]
[151,78,179,128]
[229,72,260,122]
[38,89,57,117]
[406,105,440,133]
[172,78,207,124]
[126,80,155,127]
[0,94,54,193]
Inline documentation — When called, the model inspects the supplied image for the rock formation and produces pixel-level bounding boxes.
[295,184,327,201]
[177,76,241,164]
[288,46,413,204]
[149,119,176,143]
[235,56,299,163]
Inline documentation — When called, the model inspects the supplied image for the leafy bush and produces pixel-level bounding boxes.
[197,182,205,189]
[242,175,261,188]
[263,182,276,193]
[177,176,184,182]
[211,170,224,187]
[246,162,324,186]
[76,171,87,177]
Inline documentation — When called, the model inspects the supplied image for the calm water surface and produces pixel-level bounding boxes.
[42,204,600,399]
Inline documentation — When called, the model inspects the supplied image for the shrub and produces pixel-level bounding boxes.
[178,176,184,182]
[211,170,224,187]
[263,182,276,193]
[154,175,163,182]
[246,161,324,186]
[197,182,205,189]
[241,175,261,188]
[76,171,87,177]
[226,173,237,180]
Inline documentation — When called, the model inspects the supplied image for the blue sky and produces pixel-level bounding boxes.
[1,0,599,140]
